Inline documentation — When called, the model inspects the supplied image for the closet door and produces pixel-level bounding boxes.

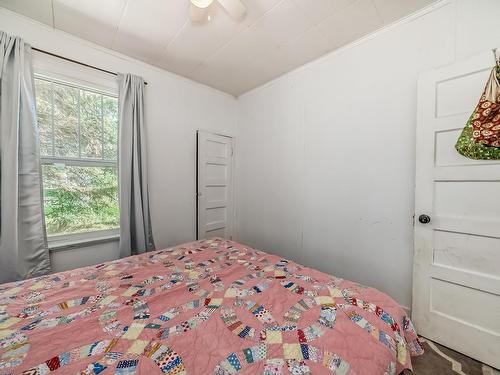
[413,51,500,369]
[197,131,234,240]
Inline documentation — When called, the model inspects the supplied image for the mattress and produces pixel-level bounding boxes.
[0,238,423,374]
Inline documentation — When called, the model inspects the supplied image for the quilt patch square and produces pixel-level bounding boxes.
[283,343,302,360]
[127,340,150,355]
[264,330,283,344]
[315,296,334,306]
[122,323,146,340]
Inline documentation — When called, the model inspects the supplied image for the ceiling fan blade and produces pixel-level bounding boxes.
[217,0,246,21]
[190,3,209,22]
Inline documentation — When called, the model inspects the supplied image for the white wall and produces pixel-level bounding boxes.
[49,242,119,272]
[235,0,500,308]
[0,9,238,272]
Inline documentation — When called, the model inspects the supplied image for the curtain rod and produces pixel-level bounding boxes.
[31,47,148,85]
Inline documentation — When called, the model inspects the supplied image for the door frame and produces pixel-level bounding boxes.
[196,129,236,241]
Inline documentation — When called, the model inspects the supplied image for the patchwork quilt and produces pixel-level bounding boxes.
[0,239,423,375]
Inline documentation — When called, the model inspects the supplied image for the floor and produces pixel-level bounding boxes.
[406,338,500,375]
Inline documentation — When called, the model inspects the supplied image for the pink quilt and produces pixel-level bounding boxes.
[0,239,423,375]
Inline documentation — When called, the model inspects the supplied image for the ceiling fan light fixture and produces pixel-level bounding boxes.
[189,0,246,23]
[190,0,214,9]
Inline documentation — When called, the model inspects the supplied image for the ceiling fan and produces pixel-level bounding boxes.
[190,0,247,22]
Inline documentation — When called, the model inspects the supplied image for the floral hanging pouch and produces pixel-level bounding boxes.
[455,58,500,160]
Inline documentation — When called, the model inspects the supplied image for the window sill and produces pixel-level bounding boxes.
[48,234,119,253]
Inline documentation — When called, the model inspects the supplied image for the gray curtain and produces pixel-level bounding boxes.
[118,73,155,258]
[0,31,51,283]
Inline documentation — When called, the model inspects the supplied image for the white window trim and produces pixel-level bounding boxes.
[48,230,120,253]
[33,54,120,250]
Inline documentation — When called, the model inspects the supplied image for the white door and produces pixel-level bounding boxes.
[413,50,500,369]
[197,131,234,240]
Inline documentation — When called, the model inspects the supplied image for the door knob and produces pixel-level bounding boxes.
[418,214,431,224]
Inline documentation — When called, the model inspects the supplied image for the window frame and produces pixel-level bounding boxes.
[33,59,120,247]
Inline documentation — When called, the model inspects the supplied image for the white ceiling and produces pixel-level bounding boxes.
[0,0,435,96]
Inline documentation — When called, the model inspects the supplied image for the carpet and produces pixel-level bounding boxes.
[404,338,499,375]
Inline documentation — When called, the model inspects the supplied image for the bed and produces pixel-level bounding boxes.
[0,238,422,374]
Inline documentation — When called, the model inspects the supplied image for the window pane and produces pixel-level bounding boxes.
[80,91,103,159]
[42,164,119,236]
[53,84,79,157]
[35,79,53,156]
[103,96,118,160]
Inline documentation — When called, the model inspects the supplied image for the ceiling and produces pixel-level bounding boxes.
[0,0,435,96]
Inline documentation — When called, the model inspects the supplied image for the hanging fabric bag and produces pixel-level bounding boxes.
[455,51,500,160]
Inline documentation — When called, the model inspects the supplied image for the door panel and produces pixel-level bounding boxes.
[197,131,234,240]
[413,50,500,369]
[433,231,500,277]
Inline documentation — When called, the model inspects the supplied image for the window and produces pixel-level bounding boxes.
[35,77,119,239]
